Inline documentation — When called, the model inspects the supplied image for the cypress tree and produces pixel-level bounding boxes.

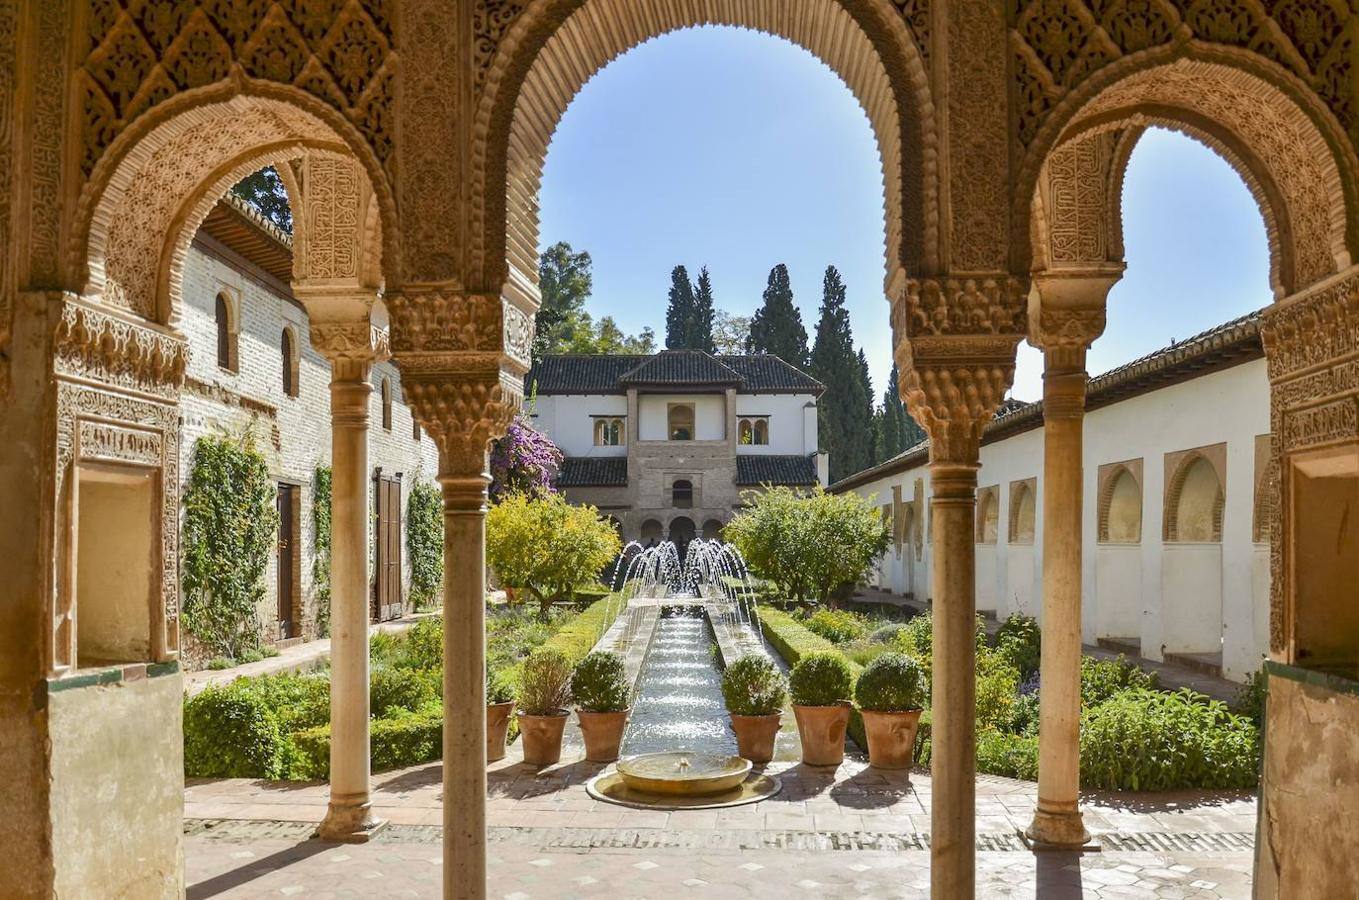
[689,267,718,353]
[854,348,877,475]
[809,266,865,483]
[747,264,808,367]
[664,265,697,350]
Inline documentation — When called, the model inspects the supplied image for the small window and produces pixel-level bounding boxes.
[381,377,392,431]
[739,419,754,444]
[668,404,695,441]
[413,419,422,442]
[281,327,299,398]
[594,417,624,446]
[738,417,769,445]
[672,479,693,509]
[753,419,769,445]
[214,293,238,373]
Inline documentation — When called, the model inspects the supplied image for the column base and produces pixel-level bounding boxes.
[316,799,387,844]
[1023,804,1096,851]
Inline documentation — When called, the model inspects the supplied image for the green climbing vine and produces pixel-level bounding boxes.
[407,479,443,609]
[182,434,278,659]
[312,466,332,636]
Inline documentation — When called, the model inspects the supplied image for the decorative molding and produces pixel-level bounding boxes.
[388,290,503,355]
[892,276,1028,339]
[77,421,163,468]
[309,321,390,361]
[403,373,520,477]
[53,299,188,398]
[1261,268,1359,383]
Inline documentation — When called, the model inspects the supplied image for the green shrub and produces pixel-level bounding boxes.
[1232,667,1267,729]
[533,596,624,665]
[1081,655,1158,707]
[721,654,787,716]
[1080,689,1259,790]
[518,648,573,715]
[841,640,893,667]
[184,686,288,778]
[571,585,612,607]
[407,480,444,609]
[804,609,869,643]
[570,651,630,712]
[789,651,854,707]
[487,668,516,704]
[370,666,437,718]
[405,618,444,670]
[234,672,330,733]
[290,707,443,780]
[869,623,910,644]
[206,657,234,670]
[976,728,1039,780]
[1006,690,1041,737]
[975,648,1020,731]
[369,631,403,666]
[755,607,866,749]
[312,467,332,636]
[855,652,927,712]
[995,614,1041,679]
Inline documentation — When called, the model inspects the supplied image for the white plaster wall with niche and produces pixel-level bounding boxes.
[637,394,725,441]
[733,394,818,454]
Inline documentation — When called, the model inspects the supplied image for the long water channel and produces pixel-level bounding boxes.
[621,607,737,756]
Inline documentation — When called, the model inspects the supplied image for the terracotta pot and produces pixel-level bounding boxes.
[486,701,515,763]
[860,708,923,770]
[576,708,631,762]
[729,713,782,764]
[792,702,852,767]
[517,710,568,766]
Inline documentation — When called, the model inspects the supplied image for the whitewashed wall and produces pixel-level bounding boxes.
[637,394,727,441]
[845,358,1270,683]
[734,394,819,454]
[530,394,628,457]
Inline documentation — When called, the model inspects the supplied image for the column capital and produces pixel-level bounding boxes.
[404,370,520,479]
[1027,269,1122,359]
[387,285,533,374]
[891,274,1026,467]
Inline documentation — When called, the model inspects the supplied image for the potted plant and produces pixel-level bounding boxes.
[570,651,632,762]
[516,648,573,766]
[789,651,854,767]
[854,652,926,769]
[721,654,787,763]
[486,668,516,764]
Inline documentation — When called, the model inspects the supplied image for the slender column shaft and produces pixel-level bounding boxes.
[443,473,489,899]
[1028,350,1091,847]
[318,364,382,841]
[930,460,979,899]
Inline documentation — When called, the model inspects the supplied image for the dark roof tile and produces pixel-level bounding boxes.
[526,352,823,395]
[735,454,819,486]
[557,457,628,487]
[618,350,742,386]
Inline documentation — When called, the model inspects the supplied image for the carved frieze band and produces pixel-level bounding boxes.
[309,321,391,362]
[387,289,533,370]
[54,300,188,398]
[892,275,1028,341]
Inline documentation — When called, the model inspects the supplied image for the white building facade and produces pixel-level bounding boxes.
[527,352,827,545]
[179,198,439,660]
[835,314,1270,683]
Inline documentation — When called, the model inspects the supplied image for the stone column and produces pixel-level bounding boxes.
[894,275,1026,897]
[312,316,388,843]
[1025,273,1115,849]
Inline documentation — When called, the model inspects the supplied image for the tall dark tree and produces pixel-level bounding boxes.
[747,264,808,367]
[809,266,872,482]
[855,348,877,475]
[231,167,292,232]
[534,242,593,360]
[874,363,926,462]
[688,267,718,353]
[664,266,697,349]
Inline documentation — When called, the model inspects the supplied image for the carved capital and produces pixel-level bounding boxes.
[310,321,390,381]
[891,276,1028,343]
[53,296,188,398]
[898,354,1018,467]
[1028,269,1120,357]
[388,286,534,377]
[404,369,521,478]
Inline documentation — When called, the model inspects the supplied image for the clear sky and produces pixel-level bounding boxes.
[539,26,1272,402]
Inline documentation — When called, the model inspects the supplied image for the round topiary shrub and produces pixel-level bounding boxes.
[570,651,630,712]
[183,686,287,778]
[854,652,926,712]
[721,654,788,716]
[1080,688,1259,791]
[789,651,854,707]
[518,648,573,715]
[370,666,437,718]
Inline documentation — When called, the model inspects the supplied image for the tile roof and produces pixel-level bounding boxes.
[556,456,628,487]
[527,351,824,395]
[735,454,820,486]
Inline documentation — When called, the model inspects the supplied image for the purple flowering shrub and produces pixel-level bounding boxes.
[489,416,563,503]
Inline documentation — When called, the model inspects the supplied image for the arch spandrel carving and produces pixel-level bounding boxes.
[473,0,936,294]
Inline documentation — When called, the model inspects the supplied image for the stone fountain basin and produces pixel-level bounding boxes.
[615,751,752,796]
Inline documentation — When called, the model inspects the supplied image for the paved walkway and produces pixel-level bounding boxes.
[185,741,1257,898]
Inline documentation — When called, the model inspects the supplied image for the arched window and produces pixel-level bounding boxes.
[1009,480,1036,544]
[738,417,769,445]
[1166,455,1224,542]
[739,419,754,444]
[214,292,237,372]
[753,419,768,445]
[976,488,999,544]
[668,403,695,441]
[594,417,624,446]
[672,479,693,509]
[381,377,392,431]
[1099,466,1143,543]
[280,327,299,398]
[669,516,696,548]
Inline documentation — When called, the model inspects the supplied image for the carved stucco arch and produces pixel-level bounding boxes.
[75,85,397,325]
[1018,52,1359,298]
[474,0,936,297]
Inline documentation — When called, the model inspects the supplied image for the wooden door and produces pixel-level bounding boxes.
[372,472,403,621]
[276,483,297,638]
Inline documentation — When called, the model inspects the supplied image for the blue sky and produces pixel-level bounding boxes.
[540,27,1271,402]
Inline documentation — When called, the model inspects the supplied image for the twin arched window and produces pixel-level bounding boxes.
[594,417,624,446]
[738,417,769,445]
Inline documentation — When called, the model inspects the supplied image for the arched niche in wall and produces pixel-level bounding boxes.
[976,486,1000,545]
[1098,460,1144,544]
[1164,446,1227,543]
[1008,478,1037,544]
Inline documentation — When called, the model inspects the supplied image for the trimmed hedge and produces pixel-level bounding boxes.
[291,706,444,780]
[184,685,289,778]
[757,607,867,750]
[532,595,626,667]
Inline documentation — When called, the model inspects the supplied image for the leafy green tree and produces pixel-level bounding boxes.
[724,486,889,606]
[563,316,656,354]
[712,309,751,355]
[688,266,718,352]
[747,264,808,367]
[182,433,279,658]
[809,266,874,482]
[486,493,622,620]
[535,242,594,359]
[231,167,292,232]
[406,480,444,609]
[664,265,697,349]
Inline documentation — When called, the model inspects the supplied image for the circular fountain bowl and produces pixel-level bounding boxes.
[616,751,752,796]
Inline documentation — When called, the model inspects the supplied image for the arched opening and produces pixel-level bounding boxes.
[671,479,694,509]
[1167,455,1224,544]
[640,518,664,546]
[753,419,769,446]
[976,490,999,545]
[1095,462,1144,642]
[739,419,754,445]
[1162,450,1227,659]
[215,292,238,372]
[669,516,697,552]
[668,403,695,442]
[281,326,299,398]
[1009,482,1036,544]
[702,518,724,541]
[380,377,393,432]
[1100,467,1143,544]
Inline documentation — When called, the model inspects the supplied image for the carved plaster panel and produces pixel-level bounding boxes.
[53,299,189,399]
[402,373,520,477]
